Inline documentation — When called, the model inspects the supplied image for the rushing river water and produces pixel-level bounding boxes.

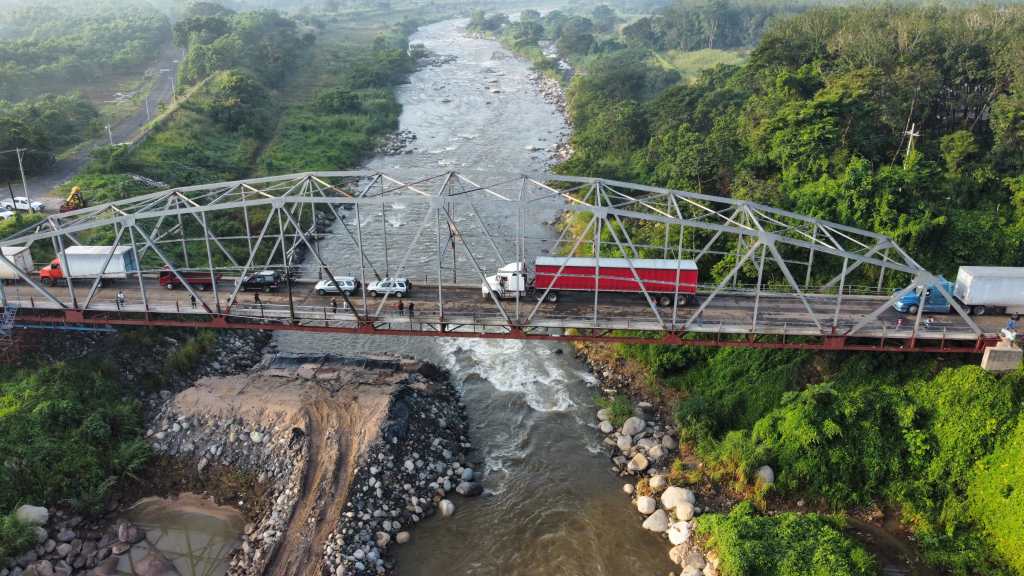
[275,18,677,576]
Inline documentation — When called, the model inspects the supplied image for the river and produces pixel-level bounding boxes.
[274,18,676,576]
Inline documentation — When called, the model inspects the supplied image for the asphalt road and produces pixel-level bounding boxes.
[19,43,183,211]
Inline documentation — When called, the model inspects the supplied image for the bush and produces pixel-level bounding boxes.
[164,330,217,376]
[595,394,633,428]
[695,501,876,576]
[0,512,34,562]
[968,417,1024,574]
[0,362,149,514]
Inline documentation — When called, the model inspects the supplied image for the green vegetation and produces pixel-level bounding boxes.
[0,94,100,179]
[595,394,634,427]
[969,418,1024,575]
[552,2,1024,572]
[0,0,170,102]
[695,501,876,576]
[0,361,149,515]
[0,512,34,562]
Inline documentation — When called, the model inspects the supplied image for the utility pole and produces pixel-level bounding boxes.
[14,148,30,211]
[145,96,151,121]
[105,125,114,146]
[7,183,17,212]
[903,122,920,167]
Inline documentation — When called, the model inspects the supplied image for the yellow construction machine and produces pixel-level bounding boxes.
[60,186,85,213]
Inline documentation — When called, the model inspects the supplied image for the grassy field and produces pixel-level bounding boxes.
[651,48,748,83]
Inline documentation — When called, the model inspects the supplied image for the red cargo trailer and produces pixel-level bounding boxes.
[159,266,221,291]
[482,257,698,306]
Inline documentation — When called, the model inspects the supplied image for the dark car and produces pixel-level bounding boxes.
[238,270,282,292]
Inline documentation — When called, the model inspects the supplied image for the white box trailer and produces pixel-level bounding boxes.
[954,266,1024,316]
[0,247,32,280]
[56,246,137,279]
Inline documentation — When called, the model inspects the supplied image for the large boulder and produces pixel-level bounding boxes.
[669,544,689,566]
[755,465,775,485]
[14,505,48,527]
[616,434,633,452]
[626,453,649,473]
[641,509,670,532]
[621,416,646,437]
[648,445,666,461]
[661,486,695,511]
[439,500,455,518]
[455,481,483,497]
[635,496,657,515]
[667,522,690,545]
[598,420,614,434]
[675,501,695,522]
[596,408,611,421]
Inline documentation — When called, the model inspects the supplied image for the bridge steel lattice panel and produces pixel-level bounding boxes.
[0,171,997,353]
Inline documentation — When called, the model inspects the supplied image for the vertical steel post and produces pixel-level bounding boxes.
[805,224,818,288]
[355,202,368,316]
[201,211,221,314]
[877,248,888,292]
[277,209,295,323]
[592,184,602,329]
[833,256,847,329]
[435,196,444,322]
[752,243,766,331]
[380,180,390,277]
[128,224,149,314]
[53,232,78,309]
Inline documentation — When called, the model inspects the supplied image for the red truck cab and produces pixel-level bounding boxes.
[39,258,63,285]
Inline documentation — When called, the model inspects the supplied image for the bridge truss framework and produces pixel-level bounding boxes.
[0,171,999,353]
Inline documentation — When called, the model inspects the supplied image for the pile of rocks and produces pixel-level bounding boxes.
[378,130,417,155]
[146,406,304,576]
[416,53,457,68]
[4,506,173,576]
[596,407,718,576]
[321,374,474,576]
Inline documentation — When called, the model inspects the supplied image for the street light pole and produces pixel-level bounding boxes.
[14,148,30,211]
[145,97,151,121]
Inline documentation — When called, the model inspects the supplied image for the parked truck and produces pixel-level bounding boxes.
[0,247,33,280]
[482,256,699,306]
[893,266,1024,316]
[39,246,138,286]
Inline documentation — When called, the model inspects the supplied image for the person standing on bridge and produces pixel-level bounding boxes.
[331,297,338,313]
[190,294,197,309]
[1009,317,1018,333]
[398,300,405,316]
[115,290,125,310]
[254,292,261,305]
[408,301,414,317]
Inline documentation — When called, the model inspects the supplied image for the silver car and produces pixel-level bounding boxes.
[367,278,410,297]
[315,276,359,296]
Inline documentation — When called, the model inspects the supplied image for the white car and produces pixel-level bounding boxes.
[1,197,44,212]
[0,210,15,220]
[367,277,410,297]
[315,276,359,296]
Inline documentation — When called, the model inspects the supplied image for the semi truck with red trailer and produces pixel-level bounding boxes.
[159,266,222,291]
[482,256,699,306]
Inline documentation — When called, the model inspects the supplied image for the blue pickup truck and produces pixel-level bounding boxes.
[893,278,956,315]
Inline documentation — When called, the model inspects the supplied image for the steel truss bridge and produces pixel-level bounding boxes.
[0,171,1007,353]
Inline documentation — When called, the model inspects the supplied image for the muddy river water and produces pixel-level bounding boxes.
[275,18,676,576]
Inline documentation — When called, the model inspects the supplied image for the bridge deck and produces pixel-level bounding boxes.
[2,275,1008,352]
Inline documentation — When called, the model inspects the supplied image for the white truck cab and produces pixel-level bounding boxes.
[483,262,530,299]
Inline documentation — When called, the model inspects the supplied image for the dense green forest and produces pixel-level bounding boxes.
[0,94,100,181]
[520,2,1024,573]
[0,0,170,102]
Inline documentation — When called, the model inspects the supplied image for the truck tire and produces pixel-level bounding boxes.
[973,305,987,316]
[370,290,379,297]
[43,277,53,287]
[344,290,353,296]
[546,291,559,303]
[908,304,919,315]
[199,284,208,292]
[657,295,672,307]
[165,283,174,290]
[678,294,689,306]
[396,291,404,298]
[318,289,326,296]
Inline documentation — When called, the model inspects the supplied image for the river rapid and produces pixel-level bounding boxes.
[275,18,676,576]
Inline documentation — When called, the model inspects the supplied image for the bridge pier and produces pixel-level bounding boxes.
[981,335,1023,373]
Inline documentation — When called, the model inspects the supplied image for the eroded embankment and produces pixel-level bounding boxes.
[143,353,471,576]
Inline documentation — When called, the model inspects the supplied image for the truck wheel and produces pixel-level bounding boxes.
[657,295,672,307]
[678,295,689,306]
[263,287,271,293]
[199,284,208,292]
[908,305,919,315]
[973,305,987,316]
[546,291,559,303]
[370,291,379,297]
[43,277,53,287]
[344,290,353,296]
[396,291,404,298]
[165,283,174,290]
[318,289,326,296]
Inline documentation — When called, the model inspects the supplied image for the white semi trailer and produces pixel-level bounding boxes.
[954,267,1024,316]
[0,247,32,280]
